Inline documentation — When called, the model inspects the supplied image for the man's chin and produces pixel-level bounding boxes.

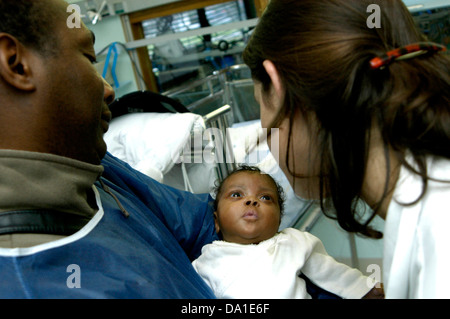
[96,144,108,164]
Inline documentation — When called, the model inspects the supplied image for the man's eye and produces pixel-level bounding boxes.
[85,54,98,64]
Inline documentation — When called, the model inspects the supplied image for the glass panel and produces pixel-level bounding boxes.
[141,1,252,92]
[412,6,449,51]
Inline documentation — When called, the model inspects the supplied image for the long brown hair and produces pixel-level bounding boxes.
[243,0,450,238]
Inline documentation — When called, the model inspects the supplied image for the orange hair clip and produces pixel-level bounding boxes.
[369,42,446,70]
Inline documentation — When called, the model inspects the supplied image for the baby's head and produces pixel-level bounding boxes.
[213,165,285,244]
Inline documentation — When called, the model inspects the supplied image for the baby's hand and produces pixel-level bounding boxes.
[362,283,385,299]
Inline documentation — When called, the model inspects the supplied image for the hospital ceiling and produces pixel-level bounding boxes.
[66,0,450,18]
[403,0,450,10]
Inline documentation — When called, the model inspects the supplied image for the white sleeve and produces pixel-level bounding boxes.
[287,229,373,299]
[409,206,450,298]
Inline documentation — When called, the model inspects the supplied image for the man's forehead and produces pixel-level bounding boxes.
[63,13,95,45]
[43,0,71,14]
[51,0,92,34]
[40,0,85,33]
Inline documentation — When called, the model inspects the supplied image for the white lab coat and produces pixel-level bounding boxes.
[384,156,450,298]
[192,228,372,299]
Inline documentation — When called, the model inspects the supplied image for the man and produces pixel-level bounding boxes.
[0,0,217,298]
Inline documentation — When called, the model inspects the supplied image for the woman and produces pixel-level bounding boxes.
[243,0,450,298]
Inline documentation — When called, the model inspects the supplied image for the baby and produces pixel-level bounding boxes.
[192,165,383,299]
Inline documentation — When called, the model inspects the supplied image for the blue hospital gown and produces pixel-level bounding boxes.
[0,152,218,298]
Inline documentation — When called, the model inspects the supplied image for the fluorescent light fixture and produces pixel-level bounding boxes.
[88,0,107,25]
[407,4,425,10]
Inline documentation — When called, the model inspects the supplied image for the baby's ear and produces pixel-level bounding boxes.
[213,211,220,234]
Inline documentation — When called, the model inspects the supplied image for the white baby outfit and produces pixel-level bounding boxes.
[192,228,372,299]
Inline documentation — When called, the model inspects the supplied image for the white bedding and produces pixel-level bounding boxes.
[104,112,204,184]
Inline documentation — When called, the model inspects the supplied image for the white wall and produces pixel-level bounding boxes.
[90,15,139,98]
[309,209,384,277]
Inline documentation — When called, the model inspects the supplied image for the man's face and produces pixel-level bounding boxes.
[36,0,114,164]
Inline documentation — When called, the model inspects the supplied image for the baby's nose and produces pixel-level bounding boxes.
[245,200,259,206]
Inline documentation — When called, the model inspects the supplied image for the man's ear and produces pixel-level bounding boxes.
[262,59,285,107]
[0,33,36,91]
[213,211,220,234]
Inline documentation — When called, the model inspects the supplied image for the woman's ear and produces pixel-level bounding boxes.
[0,34,36,91]
[213,211,220,234]
[262,59,285,107]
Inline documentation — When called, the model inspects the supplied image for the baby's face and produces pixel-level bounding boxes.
[214,172,281,244]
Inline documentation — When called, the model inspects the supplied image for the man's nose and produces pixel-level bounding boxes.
[103,78,115,105]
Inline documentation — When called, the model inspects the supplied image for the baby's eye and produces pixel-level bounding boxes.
[230,192,242,198]
[260,195,272,201]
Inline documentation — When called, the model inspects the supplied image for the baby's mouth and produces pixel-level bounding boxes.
[243,210,258,220]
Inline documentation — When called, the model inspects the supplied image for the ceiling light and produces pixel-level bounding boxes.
[407,4,425,10]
